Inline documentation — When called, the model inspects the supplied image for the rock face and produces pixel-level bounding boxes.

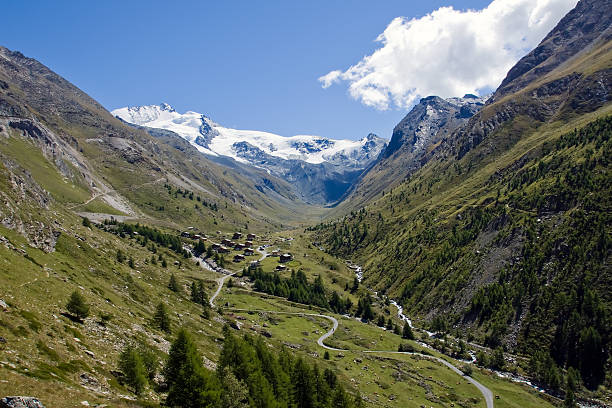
[384,94,487,159]
[0,397,46,408]
[445,0,612,162]
[336,94,486,210]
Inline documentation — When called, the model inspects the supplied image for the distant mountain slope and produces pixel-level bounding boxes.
[113,104,387,205]
[334,94,486,212]
[493,0,612,100]
[310,0,611,392]
[0,45,322,241]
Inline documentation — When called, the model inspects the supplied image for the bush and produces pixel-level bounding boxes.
[98,312,113,326]
[461,365,473,376]
[398,343,415,353]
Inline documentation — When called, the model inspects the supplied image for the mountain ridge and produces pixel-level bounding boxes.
[309,0,611,395]
[331,93,487,213]
[113,103,387,205]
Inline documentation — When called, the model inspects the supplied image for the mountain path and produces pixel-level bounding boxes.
[68,177,165,211]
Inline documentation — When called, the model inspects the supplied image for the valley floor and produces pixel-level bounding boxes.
[0,227,567,407]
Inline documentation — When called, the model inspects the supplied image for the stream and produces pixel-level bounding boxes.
[349,262,602,407]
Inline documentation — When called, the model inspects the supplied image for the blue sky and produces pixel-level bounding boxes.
[1,0,572,140]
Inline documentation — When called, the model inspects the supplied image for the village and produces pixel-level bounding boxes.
[180,228,294,274]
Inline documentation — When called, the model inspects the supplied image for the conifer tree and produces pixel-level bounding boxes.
[564,367,579,408]
[386,318,393,330]
[66,290,89,321]
[168,274,180,292]
[164,328,220,407]
[119,345,147,395]
[153,302,171,333]
[193,239,206,257]
[219,370,249,408]
[402,322,415,340]
[292,358,315,408]
[350,277,359,293]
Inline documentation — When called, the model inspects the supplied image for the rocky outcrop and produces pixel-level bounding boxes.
[0,397,45,408]
[336,94,486,211]
[384,94,486,159]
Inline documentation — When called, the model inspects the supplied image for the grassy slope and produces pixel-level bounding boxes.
[0,196,556,407]
[308,38,612,403]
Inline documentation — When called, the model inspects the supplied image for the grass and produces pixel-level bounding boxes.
[0,133,90,205]
[470,370,557,408]
[0,214,567,407]
[1,113,596,407]
[79,197,128,215]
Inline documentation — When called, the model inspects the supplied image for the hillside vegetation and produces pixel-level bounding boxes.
[309,54,612,401]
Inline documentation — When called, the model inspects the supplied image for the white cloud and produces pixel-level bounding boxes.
[319,0,578,110]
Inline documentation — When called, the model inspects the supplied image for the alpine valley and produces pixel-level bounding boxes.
[0,1,610,408]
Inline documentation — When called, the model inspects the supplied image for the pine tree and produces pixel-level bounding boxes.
[164,328,220,407]
[491,346,505,370]
[350,277,359,293]
[194,240,206,257]
[386,318,393,330]
[578,326,606,389]
[169,274,180,292]
[190,281,199,303]
[66,290,89,321]
[331,386,352,408]
[402,322,415,340]
[361,300,374,322]
[119,345,147,395]
[219,370,249,408]
[153,302,171,333]
[564,367,579,408]
[292,358,315,408]
[138,344,159,381]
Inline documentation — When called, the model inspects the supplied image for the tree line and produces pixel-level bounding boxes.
[119,326,363,407]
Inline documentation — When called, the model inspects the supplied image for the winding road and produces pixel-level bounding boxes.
[363,350,494,407]
[210,272,235,308]
[209,256,494,407]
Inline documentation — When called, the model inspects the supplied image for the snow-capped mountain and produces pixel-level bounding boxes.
[112,103,387,205]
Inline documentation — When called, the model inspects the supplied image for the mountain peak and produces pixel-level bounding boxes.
[159,102,175,112]
[112,104,388,204]
[383,94,486,158]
